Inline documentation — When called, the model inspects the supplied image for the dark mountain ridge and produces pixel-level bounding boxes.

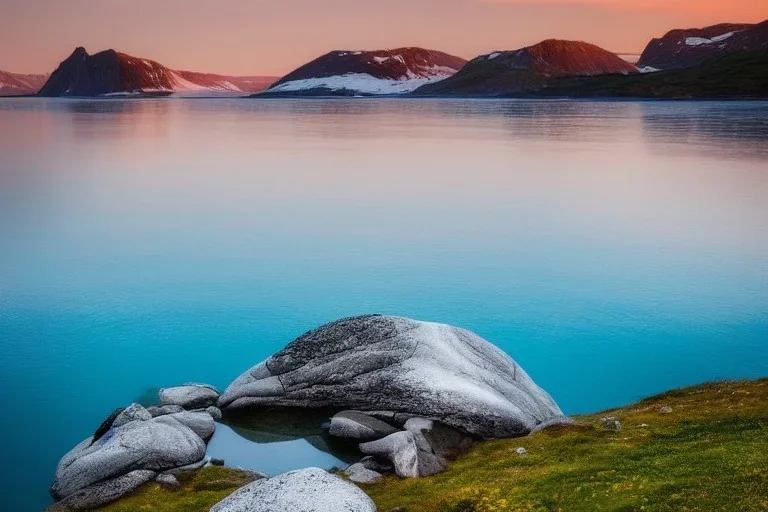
[414,39,638,96]
[638,19,768,70]
[38,47,276,97]
[261,47,467,96]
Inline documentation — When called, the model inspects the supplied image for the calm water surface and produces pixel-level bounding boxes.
[1,98,767,511]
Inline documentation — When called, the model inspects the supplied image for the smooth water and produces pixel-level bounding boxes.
[1,98,767,511]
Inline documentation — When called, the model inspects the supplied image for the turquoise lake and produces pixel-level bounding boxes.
[1,98,767,511]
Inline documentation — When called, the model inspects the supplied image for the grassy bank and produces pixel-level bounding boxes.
[364,378,768,512]
[97,378,768,512]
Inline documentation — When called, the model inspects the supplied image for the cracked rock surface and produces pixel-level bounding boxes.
[219,315,565,438]
[210,467,376,512]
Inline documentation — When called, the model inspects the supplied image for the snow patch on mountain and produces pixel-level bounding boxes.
[268,72,450,95]
[685,31,739,47]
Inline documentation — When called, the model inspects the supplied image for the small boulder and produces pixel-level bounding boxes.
[159,384,220,410]
[515,447,528,455]
[155,473,181,490]
[210,458,225,466]
[599,416,622,431]
[344,463,383,484]
[359,455,393,474]
[155,411,216,442]
[47,470,156,512]
[403,418,473,459]
[50,418,206,503]
[111,404,152,428]
[147,405,185,418]
[360,431,446,478]
[210,467,376,512]
[205,406,223,421]
[329,410,400,441]
[659,406,673,414]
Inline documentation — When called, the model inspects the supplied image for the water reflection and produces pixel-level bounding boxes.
[207,408,359,474]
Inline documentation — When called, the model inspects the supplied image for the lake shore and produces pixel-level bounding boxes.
[88,377,768,512]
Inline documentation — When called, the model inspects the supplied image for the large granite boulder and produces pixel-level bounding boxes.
[209,467,376,512]
[159,383,220,410]
[219,315,565,438]
[49,413,206,510]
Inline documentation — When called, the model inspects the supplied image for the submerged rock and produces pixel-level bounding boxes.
[329,410,400,441]
[159,383,220,410]
[209,467,376,512]
[219,315,565,438]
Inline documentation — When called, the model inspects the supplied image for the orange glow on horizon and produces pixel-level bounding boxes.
[0,0,765,76]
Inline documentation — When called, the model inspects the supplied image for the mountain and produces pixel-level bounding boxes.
[522,49,768,99]
[413,39,638,96]
[259,47,467,96]
[0,70,48,95]
[637,20,768,70]
[38,47,277,97]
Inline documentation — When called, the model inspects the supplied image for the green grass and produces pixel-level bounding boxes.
[95,466,256,512]
[364,378,768,512]
[93,379,768,512]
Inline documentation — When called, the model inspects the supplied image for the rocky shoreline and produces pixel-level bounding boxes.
[48,315,570,512]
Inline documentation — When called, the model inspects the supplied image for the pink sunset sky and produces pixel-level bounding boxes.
[1,0,765,75]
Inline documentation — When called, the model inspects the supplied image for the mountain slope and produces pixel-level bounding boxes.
[414,39,638,96]
[0,70,48,95]
[260,47,467,96]
[38,47,276,97]
[638,19,768,70]
[534,48,768,99]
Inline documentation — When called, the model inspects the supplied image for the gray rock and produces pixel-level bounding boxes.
[403,418,473,459]
[210,458,225,466]
[162,458,208,476]
[92,408,125,443]
[111,403,152,428]
[219,315,565,438]
[147,405,185,418]
[160,384,220,410]
[344,463,383,484]
[209,467,376,512]
[599,416,622,431]
[659,406,673,414]
[359,455,393,474]
[205,406,223,421]
[46,470,156,511]
[155,473,181,490]
[50,417,206,502]
[515,447,528,455]
[329,410,400,441]
[155,411,216,441]
[360,431,446,478]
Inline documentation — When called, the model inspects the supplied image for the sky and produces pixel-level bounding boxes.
[1,0,765,75]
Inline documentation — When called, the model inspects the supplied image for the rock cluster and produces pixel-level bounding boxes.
[48,384,222,511]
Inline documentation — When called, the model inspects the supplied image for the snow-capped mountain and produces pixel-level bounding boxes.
[637,20,768,70]
[261,47,467,96]
[38,47,277,97]
[0,70,48,95]
[414,39,639,96]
